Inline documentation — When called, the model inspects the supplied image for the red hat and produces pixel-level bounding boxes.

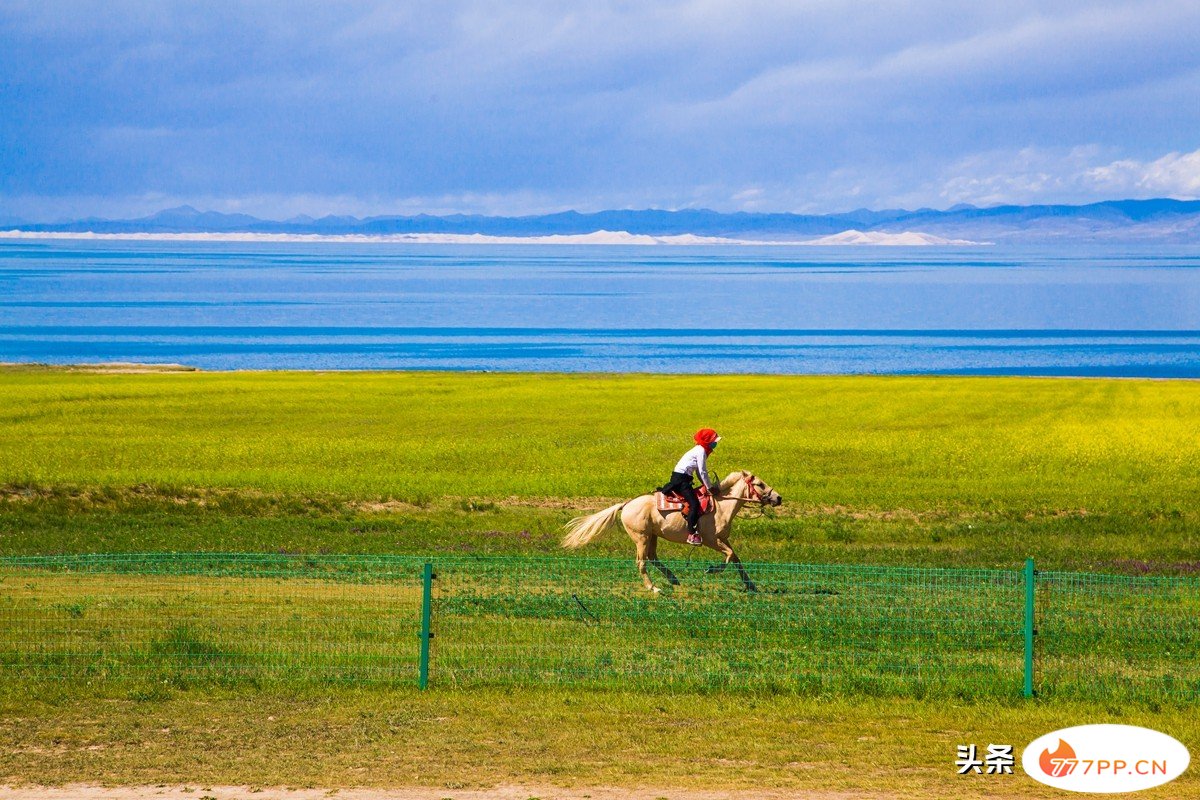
[694,428,720,446]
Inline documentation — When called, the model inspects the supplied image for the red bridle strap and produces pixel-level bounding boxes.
[743,473,763,502]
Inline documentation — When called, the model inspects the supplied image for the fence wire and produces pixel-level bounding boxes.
[0,553,1197,702]
[1,553,425,686]
[431,557,1024,698]
[1036,570,1200,703]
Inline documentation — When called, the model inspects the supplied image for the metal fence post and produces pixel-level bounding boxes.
[1023,557,1035,698]
[419,560,433,690]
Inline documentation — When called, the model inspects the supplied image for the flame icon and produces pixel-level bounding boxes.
[1040,739,1078,777]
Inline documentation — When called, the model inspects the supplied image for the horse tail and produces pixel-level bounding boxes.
[562,502,626,549]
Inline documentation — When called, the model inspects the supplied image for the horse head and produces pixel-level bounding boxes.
[726,470,783,506]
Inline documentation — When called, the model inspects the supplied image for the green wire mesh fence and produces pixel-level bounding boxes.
[1036,570,1200,703]
[0,553,426,686]
[430,558,1026,698]
[1,553,1197,702]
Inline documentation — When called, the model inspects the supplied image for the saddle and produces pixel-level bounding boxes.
[654,485,715,516]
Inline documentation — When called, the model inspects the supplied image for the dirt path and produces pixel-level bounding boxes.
[0,785,1056,800]
[0,788,862,800]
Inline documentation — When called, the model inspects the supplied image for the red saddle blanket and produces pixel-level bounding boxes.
[655,487,715,515]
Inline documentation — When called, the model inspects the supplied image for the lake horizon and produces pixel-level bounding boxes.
[3,238,1199,377]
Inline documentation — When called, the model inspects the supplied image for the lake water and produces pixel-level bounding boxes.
[2,239,1199,376]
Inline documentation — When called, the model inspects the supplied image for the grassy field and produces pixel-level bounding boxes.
[3,684,1199,799]
[2,368,1199,572]
[2,367,1198,796]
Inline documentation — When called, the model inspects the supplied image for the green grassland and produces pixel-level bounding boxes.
[2,368,1199,571]
[2,368,1199,796]
[4,685,1199,799]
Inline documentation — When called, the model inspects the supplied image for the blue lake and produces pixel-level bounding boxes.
[1,239,1199,376]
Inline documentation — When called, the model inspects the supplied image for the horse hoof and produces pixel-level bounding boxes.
[651,586,662,594]
[746,583,759,594]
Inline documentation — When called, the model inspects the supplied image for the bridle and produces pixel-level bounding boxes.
[720,472,771,519]
[739,472,766,504]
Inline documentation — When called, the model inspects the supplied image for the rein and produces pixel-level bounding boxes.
[719,472,769,513]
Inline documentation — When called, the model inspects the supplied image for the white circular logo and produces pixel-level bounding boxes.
[1022,724,1190,793]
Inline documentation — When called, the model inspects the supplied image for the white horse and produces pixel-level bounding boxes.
[562,470,783,592]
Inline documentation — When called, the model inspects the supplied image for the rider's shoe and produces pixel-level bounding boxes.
[687,532,702,546]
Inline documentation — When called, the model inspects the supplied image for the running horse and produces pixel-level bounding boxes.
[562,470,783,592]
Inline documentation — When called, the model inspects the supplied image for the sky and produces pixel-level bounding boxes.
[2,1,1200,220]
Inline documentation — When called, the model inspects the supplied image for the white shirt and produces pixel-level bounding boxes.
[673,444,714,489]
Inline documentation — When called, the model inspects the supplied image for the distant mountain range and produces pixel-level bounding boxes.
[8,198,1200,242]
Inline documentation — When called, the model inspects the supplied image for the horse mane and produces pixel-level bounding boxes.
[719,470,747,493]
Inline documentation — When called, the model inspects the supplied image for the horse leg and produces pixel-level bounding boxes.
[646,536,681,585]
[621,501,662,594]
[701,518,730,573]
[709,539,757,593]
[634,537,659,593]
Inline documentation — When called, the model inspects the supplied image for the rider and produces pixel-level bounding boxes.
[663,428,721,546]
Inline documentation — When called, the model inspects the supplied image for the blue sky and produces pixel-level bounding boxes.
[2,1,1199,220]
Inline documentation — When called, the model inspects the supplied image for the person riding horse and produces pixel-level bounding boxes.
[563,460,782,593]
[661,428,721,545]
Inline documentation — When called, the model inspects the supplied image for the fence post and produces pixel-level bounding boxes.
[419,561,433,690]
[1023,557,1035,698]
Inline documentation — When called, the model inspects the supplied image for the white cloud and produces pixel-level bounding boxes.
[1085,150,1200,198]
[851,146,1200,209]
[6,142,1200,221]
[927,146,1108,207]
